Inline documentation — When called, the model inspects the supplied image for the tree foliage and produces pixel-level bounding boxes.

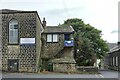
[62,18,109,66]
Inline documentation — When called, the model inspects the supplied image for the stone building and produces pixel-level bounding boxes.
[1,9,43,72]
[1,9,76,73]
[40,18,76,72]
[104,42,120,71]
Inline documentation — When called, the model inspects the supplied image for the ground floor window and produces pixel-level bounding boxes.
[8,59,19,72]
[116,56,118,66]
[113,57,115,66]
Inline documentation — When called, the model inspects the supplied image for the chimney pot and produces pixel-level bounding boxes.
[117,42,120,46]
[42,17,46,27]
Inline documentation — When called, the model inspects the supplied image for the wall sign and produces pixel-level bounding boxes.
[20,38,35,44]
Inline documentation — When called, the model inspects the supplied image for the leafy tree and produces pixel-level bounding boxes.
[62,18,109,66]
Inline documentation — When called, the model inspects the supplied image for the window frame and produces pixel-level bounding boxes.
[47,34,52,42]
[52,34,58,42]
[112,57,115,66]
[46,34,59,43]
[8,19,19,45]
[64,34,70,40]
[116,56,118,66]
[111,57,113,66]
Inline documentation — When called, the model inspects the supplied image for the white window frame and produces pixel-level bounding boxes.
[116,56,118,66]
[9,20,18,44]
[47,34,52,42]
[53,34,58,42]
[47,34,58,42]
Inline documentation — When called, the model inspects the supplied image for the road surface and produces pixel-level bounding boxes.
[1,70,119,79]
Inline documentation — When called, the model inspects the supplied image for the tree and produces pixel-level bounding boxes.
[62,18,109,66]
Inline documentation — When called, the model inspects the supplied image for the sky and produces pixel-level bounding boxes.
[0,0,119,43]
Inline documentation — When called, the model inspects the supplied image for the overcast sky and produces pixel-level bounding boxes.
[0,0,119,43]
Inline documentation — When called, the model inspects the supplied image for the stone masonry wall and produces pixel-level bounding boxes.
[53,63,76,72]
[41,34,64,58]
[1,13,38,72]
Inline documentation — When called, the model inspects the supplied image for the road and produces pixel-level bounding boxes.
[100,70,118,78]
[1,70,119,79]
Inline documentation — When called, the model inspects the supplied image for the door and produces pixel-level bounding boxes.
[48,63,53,72]
[41,58,49,71]
[8,59,19,72]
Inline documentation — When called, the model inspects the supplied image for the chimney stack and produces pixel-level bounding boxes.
[42,17,46,28]
[117,42,120,46]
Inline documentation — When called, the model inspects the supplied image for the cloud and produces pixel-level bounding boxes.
[111,30,118,34]
[0,0,119,43]
[41,6,85,16]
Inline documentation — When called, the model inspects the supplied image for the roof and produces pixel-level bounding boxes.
[108,45,120,53]
[107,43,117,50]
[43,26,74,33]
[0,9,44,30]
[0,9,37,14]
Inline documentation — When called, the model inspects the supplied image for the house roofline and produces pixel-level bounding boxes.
[42,32,74,34]
[0,9,37,14]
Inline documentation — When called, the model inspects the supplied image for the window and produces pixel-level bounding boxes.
[111,57,112,66]
[116,56,118,66]
[47,34,52,42]
[9,20,18,44]
[64,34,70,40]
[47,34,58,42]
[53,34,58,42]
[113,57,115,66]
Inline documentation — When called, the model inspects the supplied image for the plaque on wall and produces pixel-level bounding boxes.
[20,38,35,44]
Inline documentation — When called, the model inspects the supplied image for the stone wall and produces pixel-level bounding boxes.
[0,13,2,71]
[1,12,42,72]
[41,34,75,59]
[35,15,43,72]
[53,63,76,72]
[19,45,36,72]
[41,33,76,72]
[107,50,119,71]
[77,66,98,72]
[41,34,64,58]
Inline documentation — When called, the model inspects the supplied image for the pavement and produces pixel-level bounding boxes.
[1,69,119,79]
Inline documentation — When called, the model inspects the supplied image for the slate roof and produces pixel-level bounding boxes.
[107,43,117,50]
[108,45,120,53]
[0,9,43,29]
[0,9,37,14]
[43,26,74,33]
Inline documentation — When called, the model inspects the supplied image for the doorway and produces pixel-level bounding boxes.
[8,59,19,72]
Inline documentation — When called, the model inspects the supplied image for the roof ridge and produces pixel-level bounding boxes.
[0,9,37,14]
[1,9,22,11]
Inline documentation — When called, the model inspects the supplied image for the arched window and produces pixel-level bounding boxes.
[9,19,18,44]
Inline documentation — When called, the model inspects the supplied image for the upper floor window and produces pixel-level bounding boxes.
[9,20,18,44]
[64,34,70,40]
[47,34,58,42]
